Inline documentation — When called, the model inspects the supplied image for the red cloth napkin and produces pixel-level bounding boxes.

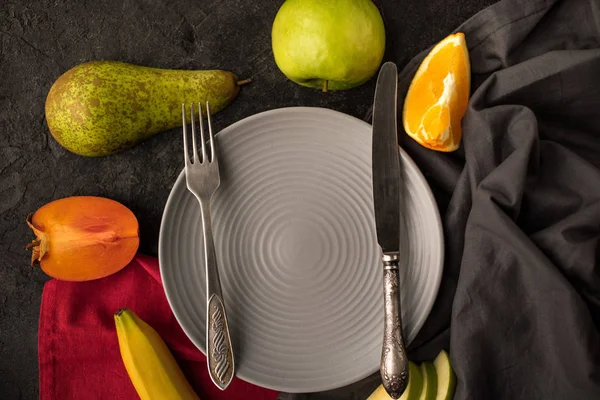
[38,253,279,400]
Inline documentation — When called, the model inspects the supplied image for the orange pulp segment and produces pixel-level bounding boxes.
[402,32,470,152]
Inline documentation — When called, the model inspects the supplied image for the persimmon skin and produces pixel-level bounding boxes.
[26,196,140,281]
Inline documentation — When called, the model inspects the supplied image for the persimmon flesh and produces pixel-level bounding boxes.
[26,196,139,281]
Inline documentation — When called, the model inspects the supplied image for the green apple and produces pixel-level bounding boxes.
[271,0,385,91]
[433,350,457,400]
[419,362,438,400]
[400,361,424,400]
[367,361,423,400]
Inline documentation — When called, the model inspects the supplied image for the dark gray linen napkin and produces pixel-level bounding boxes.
[399,0,600,398]
[283,0,600,398]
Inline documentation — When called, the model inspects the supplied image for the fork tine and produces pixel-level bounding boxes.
[206,101,215,162]
[190,104,199,163]
[198,102,207,163]
[182,104,190,166]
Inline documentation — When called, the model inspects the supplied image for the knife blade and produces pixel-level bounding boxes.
[372,62,401,254]
[371,61,409,399]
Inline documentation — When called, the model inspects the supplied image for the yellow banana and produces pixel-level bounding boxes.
[114,308,201,400]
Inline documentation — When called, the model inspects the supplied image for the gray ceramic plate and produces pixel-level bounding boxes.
[158,107,443,393]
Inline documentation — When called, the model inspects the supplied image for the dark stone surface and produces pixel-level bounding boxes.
[0,0,497,398]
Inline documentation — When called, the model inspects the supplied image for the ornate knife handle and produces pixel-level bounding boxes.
[381,254,409,399]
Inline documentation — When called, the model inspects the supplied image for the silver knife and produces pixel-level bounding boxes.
[371,61,409,399]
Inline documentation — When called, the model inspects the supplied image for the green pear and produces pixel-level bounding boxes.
[45,61,249,157]
[271,0,385,91]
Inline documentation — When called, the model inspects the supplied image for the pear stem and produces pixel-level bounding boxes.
[322,80,328,93]
[236,78,252,86]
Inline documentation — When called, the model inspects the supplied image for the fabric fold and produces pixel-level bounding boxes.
[38,254,279,400]
[394,0,600,398]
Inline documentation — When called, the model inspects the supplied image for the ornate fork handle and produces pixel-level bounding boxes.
[381,254,409,399]
[200,200,234,390]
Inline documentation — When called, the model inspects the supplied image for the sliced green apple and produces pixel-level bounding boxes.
[367,361,423,400]
[367,384,390,400]
[433,350,456,400]
[418,362,438,400]
[400,361,424,400]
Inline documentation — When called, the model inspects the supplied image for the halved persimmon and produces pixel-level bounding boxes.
[26,196,139,281]
[402,32,471,152]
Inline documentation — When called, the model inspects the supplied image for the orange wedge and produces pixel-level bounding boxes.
[402,32,470,152]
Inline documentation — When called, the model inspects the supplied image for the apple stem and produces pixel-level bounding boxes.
[236,78,252,86]
[322,80,328,92]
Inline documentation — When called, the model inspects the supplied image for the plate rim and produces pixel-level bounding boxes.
[158,106,444,393]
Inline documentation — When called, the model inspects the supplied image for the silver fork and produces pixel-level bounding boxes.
[182,102,234,390]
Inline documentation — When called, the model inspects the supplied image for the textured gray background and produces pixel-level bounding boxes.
[0,0,496,398]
